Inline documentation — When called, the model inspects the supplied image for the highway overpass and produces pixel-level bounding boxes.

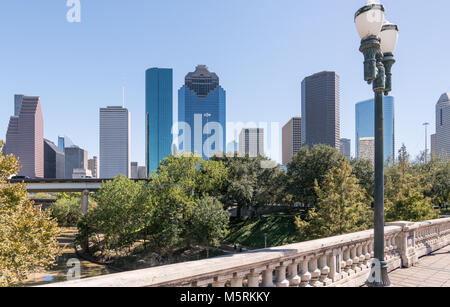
[8,178,151,214]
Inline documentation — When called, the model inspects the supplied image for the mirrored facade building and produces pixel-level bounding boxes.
[146,68,173,174]
[178,65,226,159]
[355,96,395,162]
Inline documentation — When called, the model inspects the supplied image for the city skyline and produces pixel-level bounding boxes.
[1,1,450,164]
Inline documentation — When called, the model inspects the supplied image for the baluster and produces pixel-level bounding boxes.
[247,268,263,287]
[351,244,361,273]
[213,274,231,287]
[196,278,213,287]
[391,234,398,258]
[212,278,226,287]
[275,262,290,287]
[319,251,332,286]
[363,241,371,269]
[261,264,275,287]
[340,247,348,279]
[343,246,355,277]
[357,244,366,271]
[309,254,322,287]
[287,259,301,287]
[230,272,245,287]
[329,249,340,282]
[384,236,391,260]
[299,256,312,287]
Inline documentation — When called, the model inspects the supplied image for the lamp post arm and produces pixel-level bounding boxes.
[382,52,396,95]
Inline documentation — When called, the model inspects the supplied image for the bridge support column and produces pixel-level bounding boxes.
[81,190,89,215]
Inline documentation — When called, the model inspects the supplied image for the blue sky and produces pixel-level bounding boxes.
[1,0,449,165]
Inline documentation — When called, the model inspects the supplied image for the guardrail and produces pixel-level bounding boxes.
[42,217,450,287]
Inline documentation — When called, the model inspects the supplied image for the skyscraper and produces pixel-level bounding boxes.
[301,71,340,150]
[65,145,88,178]
[44,139,65,179]
[282,117,302,165]
[340,138,351,160]
[355,96,395,161]
[4,95,44,178]
[88,156,99,178]
[178,65,226,159]
[239,128,264,157]
[100,106,131,178]
[358,137,375,165]
[431,133,437,155]
[146,68,173,174]
[131,162,139,179]
[14,94,24,117]
[58,135,74,152]
[435,93,450,157]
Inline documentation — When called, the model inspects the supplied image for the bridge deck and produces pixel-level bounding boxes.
[389,245,450,287]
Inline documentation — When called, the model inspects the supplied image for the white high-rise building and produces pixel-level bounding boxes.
[88,156,99,178]
[100,106,131,178]
[358,137,375,165]
[239,128,264,157]
[435,93,450,158]
[282,117,302,165]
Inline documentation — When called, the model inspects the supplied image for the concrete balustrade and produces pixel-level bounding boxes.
[42,218,450,288]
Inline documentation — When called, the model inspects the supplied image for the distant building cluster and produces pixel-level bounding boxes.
[4,65,449,180]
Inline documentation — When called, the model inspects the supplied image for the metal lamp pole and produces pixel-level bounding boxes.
[355,0,399,287]
[423,122,430,163]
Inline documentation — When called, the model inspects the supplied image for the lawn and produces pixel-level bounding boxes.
[224,213,302,250]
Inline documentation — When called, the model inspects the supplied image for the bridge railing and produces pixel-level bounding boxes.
[43,217,450,287]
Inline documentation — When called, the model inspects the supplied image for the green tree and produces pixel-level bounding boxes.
[78,175,148,255]
[146,154,229,251]
[286,145,344,206]
[189,197,230,257]
[50,196,83,227]
[384,145,439,222]
[211,154,282,218]
[412,154,449,207]
[0,141,60,287]
[295,160,373,241]
[350,158,374,200]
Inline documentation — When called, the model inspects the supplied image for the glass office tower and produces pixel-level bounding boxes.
[178,65,226,159]
[355,96,395,162]
[146,68,173,174]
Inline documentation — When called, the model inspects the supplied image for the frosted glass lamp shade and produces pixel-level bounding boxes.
[380,21,399,53]
[355,0,385,39]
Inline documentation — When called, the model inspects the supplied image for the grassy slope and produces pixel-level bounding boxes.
[224,214,302,249]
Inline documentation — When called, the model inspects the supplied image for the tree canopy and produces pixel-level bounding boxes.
[295,160,373,240]
[0,141,60,287]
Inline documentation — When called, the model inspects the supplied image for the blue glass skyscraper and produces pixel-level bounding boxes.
[355,96,395,161]
[178,65,226,159]
[146,68,173,174]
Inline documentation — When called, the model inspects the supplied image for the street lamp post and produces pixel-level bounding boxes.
[423,122,430,163]
[355,0,399,287]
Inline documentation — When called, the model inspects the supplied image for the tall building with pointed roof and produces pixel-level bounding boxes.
[178,65,226,159]
[435,93,450,157]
